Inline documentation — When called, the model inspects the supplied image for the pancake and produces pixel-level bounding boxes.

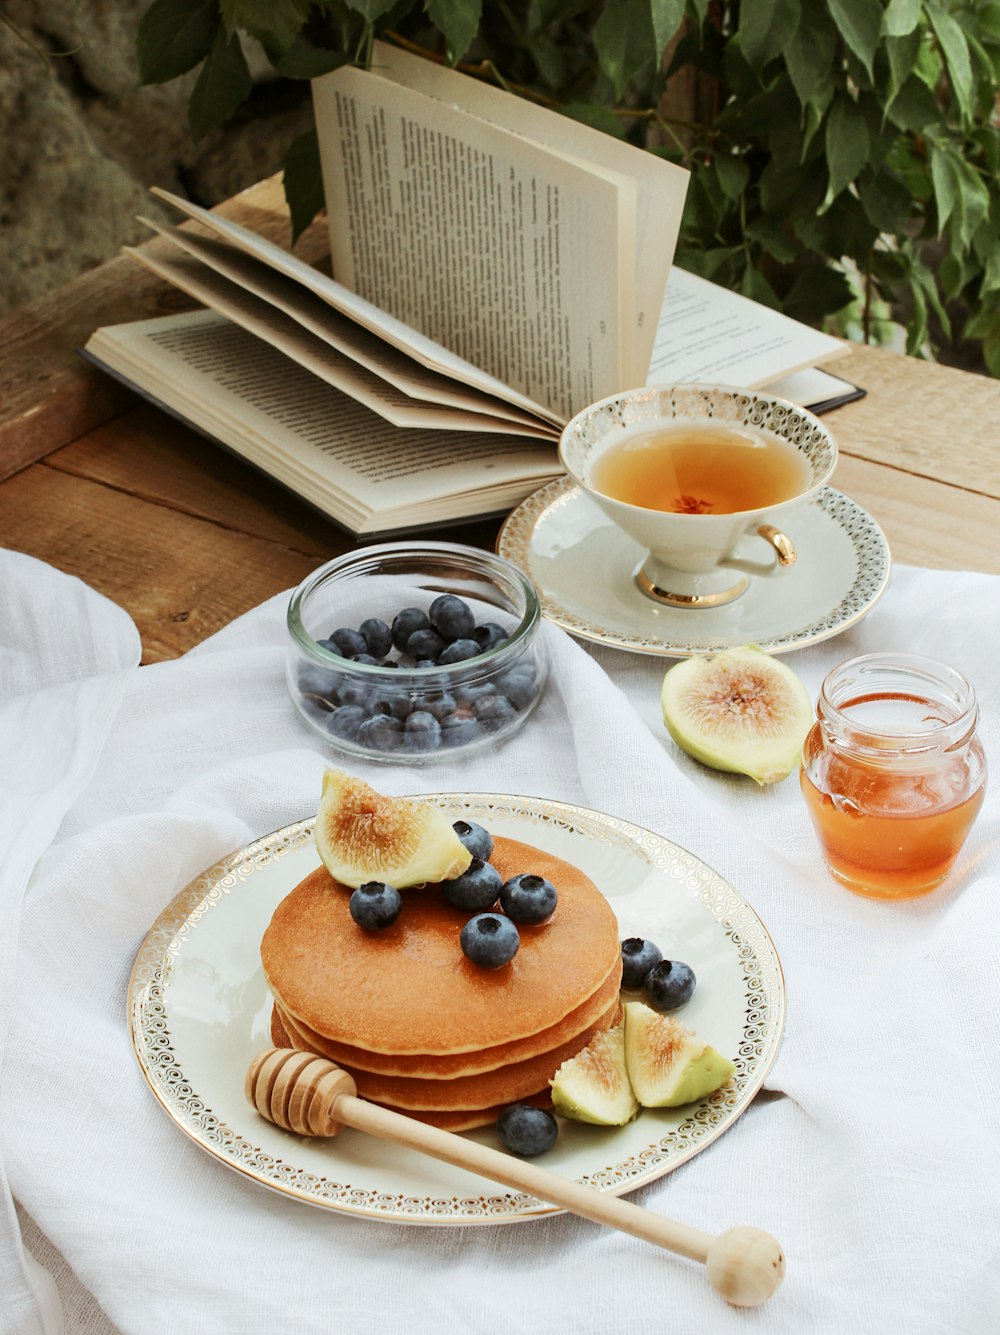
[271,961,622,1077]
[275,999,619,1110]
[268,1008,551,1131]
[261,834,621,1055]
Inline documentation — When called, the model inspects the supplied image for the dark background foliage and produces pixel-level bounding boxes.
[136,0,1000,373]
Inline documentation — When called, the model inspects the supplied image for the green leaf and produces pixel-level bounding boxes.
[713,152,750,200]
[342,0,402,20]
[284,128,325,242]
[912,256,951,339]
[272,37,351,78]
[560,103,627,137]
[687,0,710,24]
[886,74,942,130]
[649,0,685,63]
[827,0,881,79]
[906,275,929,354]
[674,246,742,280]
[883,0,923,37]
[926,1,973,123]
[930,143,989,248]
[858,167,914,232]
[137,0,218,84]
[593,2,655,99]
[425,0,482,64]
[219,0,310,52]
[527,0,592,27]
[745,217,799,263]
[739,0,800,69]
[785,9,837,104]
[886,29,921,104]
[188,23,252,142]
[738,263,781,310]
[784,262,855,320]
[823,94,870,206]
[527,32,567,88]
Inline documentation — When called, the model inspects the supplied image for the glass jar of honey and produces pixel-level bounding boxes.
[800,653,986,899]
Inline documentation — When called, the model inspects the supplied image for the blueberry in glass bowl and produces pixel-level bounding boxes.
[286,541,547,763]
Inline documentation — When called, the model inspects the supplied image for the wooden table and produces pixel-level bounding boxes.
[2,176,999,664]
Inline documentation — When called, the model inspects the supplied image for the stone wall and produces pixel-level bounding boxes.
[0,0,314,315]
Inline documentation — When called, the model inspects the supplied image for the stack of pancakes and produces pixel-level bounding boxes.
[261,834,622,1130]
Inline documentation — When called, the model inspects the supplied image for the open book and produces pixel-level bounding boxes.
[83,42,857,538]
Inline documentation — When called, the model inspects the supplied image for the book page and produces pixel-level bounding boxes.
[649,267,848,388]
[371,40,689,380]
[84,313,559,533]
[151,188,563,425]
[141,220,549,430]
[312,66,636,418]
[125,244,551,438]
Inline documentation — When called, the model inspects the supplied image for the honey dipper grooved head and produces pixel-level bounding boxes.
[245,1048,357,1137]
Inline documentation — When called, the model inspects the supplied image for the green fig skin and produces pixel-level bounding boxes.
[660,645,813,786]
[623,1001,736,1108]
[549,1026,639,1126]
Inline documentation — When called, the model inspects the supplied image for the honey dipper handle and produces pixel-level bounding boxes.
[332,1091,784,1307]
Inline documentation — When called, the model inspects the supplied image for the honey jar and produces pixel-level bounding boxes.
[800,653,986,899]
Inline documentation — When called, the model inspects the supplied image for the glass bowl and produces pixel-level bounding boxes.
[286,541,547,763]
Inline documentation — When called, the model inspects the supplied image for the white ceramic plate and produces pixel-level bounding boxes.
[129,794,784,1224]
[497,479,891,656]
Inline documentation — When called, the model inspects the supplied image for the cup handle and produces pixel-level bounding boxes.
[722,525,797,578]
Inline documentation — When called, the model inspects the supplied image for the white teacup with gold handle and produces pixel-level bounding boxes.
[558,384,838,609]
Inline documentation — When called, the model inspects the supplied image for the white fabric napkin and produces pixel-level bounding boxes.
[2,551,998,1335]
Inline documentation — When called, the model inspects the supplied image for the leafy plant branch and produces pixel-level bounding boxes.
[135,0,1000,374]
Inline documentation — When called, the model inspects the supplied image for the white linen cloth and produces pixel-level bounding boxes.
[1,549,998,1335]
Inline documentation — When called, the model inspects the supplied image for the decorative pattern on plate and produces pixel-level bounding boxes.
[129,795,785,1224]
[497,479,891,657]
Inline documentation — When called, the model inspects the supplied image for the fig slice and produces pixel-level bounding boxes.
[315,768,472,889]
[660,644,812,785]
[549,1025,639,1126]
[622,1002,735,1108]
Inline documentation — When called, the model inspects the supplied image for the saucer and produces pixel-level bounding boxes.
[497,478,891,656]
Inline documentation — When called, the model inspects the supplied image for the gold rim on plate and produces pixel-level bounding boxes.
[129,794,785,1224]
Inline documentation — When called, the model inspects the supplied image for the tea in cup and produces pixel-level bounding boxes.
[558,385,838,608]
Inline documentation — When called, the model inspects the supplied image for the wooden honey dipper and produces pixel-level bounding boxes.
[246,1048,785,1307]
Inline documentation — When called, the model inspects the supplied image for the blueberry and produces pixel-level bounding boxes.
[383,692,415,720]
[500,873,557,924]
[440,858,502,912]
[349,881,402,930]
[643,959,696,1011]
[401,628,441,661]
[356,715,403,752]
[460,913,519,968]
[496,667,538,710]
[475,694,517,733]
[327,704,367,740]
[337,680,369,709]
[359,617,392,658]
[422,691,457,721]
[329,627,368,658]
[472,622,509,652]
[497,1104,558,1157]
[430,594,475,640]
[392,607,430,652]
[413,659,437,670]
[403,711,441,751]
[351,653,382,666]
[453,819,493,861]
[297,665,338,697]
[438,638,481,665]
[620,937,665,990]
[453,682,496,709]
[441,716,483,748]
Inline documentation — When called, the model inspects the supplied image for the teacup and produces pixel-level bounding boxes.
[558,384,838,608]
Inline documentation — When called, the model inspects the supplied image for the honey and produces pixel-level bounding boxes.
[799,657,986,899]
[588,422,810,515]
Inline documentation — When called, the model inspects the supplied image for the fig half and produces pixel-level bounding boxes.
[549,1025,639,1126]
[660,645,812,785]
[315,768,472,888]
